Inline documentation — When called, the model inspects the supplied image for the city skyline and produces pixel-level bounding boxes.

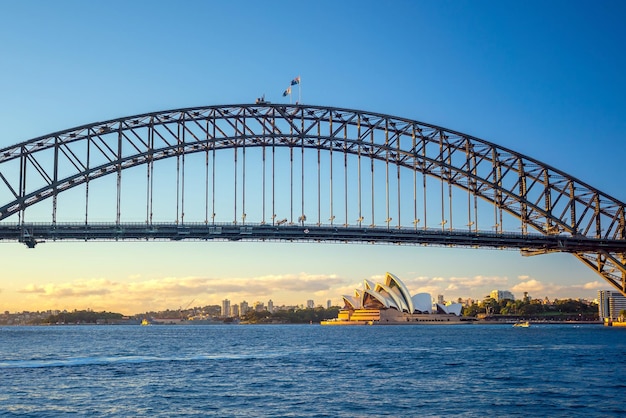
[4,281,598,318]
[8,258,603,315]
[1,1,625,314]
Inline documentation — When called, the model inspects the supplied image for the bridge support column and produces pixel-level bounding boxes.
[574,251,626,297]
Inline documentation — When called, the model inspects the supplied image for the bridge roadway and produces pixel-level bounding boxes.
[3,222,626,253]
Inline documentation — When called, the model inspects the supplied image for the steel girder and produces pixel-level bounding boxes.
[0,103,624,294]
[4,222,626,252]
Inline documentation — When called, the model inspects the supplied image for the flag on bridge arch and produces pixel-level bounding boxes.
[291,76,301,85]
[282,86,292,97]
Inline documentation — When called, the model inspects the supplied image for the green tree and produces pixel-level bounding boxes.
[483,298,499,315]
[500,299,517,315]
[462,304,483,317]
[42,310,124,324]
[244,307,340,324]
[241,310,271,323]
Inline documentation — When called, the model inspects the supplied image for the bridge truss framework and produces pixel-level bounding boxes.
[0,104,624,295]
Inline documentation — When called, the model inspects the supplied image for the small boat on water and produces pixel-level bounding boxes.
[513,321,530,328]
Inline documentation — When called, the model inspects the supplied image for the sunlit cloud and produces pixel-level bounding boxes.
[395,274,511,301]
[21,284,46,294]
[20,278,113,297]
[511,275,565,299]
[510,277,602,300]
[13,270,604,315]
[511,279,548,295]
[16,273,351,314]
[445,283,459,291]
[342,274,504,301]
[581,281,604,290]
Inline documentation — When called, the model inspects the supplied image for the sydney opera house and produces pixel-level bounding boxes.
[322,272,467,325]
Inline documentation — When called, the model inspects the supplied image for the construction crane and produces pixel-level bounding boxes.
[179,298,195,319]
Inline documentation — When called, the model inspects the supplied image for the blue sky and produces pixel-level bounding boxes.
[1,1,625,314]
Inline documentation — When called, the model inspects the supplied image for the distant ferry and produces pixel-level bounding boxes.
[513,321,530,328]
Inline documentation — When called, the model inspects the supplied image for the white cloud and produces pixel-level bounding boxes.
[581,281,604,290]
[511,279,548,294]
[16,273,352,314]
[13,270,605,315]
[509,275,605,300]
[402,274,508,298]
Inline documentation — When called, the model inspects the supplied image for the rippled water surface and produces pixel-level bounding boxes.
[1,324,625,417]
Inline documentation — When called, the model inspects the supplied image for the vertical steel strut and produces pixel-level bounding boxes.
[0,104,624,296]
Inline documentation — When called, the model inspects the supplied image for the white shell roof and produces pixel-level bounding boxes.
[444,302,463,316]
[362,289,393,309]
[412,293,432,313]
[374,282,408,312]
[385,272,415,313]
[343,273,462,316]
[342,295,361,310]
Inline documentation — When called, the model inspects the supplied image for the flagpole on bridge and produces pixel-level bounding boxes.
[296,76,302,104]
[282,86,292,104]
[282,76,301,104]
[290,76,301,104]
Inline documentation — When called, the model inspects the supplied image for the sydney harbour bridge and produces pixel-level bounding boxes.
[0,103,625,295]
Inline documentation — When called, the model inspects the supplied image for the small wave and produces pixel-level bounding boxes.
[0,356,161,369]
[0,352,264,369]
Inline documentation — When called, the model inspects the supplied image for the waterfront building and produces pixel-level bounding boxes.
[598,290,626,321]
[253,301,265,312]
[267,300,274,313]
[222,299,231,318]
[322,272,465,325]
[490,290,515,302]
[231,304,239,317]
[306,300,314,309]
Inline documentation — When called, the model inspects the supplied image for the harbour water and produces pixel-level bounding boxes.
[1,324,625,417]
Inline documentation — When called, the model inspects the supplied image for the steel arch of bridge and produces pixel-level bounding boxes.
[0,103,625,295]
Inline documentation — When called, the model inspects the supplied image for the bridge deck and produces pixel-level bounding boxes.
[3,223,625,252]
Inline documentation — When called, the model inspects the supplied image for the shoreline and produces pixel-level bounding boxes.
[0,319,606,327]
[475,320,602,325]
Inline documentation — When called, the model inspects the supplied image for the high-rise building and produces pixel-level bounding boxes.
[240,300,249,315]
[437,295,445,305]
[307,299,314,309]
[267,299,274,313]
[222,299,231,317]
[327,299,331,309]
[598,290,626,321]
[489,290,515,302]
[231,304,239,317]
